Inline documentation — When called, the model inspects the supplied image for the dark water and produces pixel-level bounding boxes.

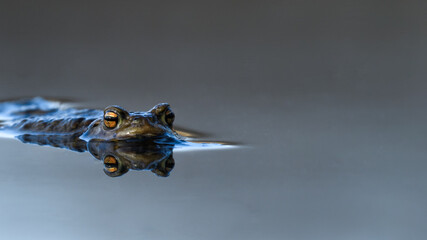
[1,1,427,239]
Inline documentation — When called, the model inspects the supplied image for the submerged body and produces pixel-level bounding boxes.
[0,97,230,177]
[0,98,181,177]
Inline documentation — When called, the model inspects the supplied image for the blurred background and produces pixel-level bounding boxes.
[0,0,426,239]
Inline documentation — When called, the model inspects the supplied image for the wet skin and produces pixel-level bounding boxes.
[8,101,178,142]
[0,98,180,177]
[0,98,227,177]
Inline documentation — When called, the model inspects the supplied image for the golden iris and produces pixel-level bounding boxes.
[104,111,118,128]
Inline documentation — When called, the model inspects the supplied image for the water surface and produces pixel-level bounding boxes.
[0,1,426,239]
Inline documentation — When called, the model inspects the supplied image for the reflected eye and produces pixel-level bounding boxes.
[104,155,118,173]
[104,111,118,129]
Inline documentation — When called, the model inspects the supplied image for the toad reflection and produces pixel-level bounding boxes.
[17,135,176,177]
[89,140,175,177]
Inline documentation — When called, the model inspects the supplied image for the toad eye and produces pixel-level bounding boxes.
[164,109,175,128]
[104,111,119,129]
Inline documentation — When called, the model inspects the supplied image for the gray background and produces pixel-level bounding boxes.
[0,0,426,239]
